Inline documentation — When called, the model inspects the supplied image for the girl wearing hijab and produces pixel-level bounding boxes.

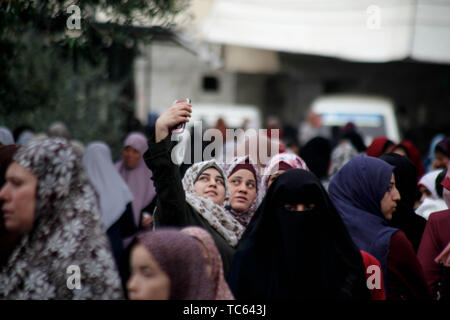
[262,152,309,188]
[228,168,370,300]
[323,141,359,190]
[423,134,445,172]
[116,132,156,229]
[415,169,448,220]
[300,136,332,182]
[433,136,450,170]
[181,226,234,300]
[392,140,425,180]
[366,137,395,158]
[341,130,367,154]
[0,138,123,299]
[238,152,309,245]
[380,153,427,252]
[83,142,138,270]
[222,156,263,228]
[143,102,244,275]
[329,155,430,300]
[127,228,215,300]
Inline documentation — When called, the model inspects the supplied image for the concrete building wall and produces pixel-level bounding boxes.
[135,41,239,122]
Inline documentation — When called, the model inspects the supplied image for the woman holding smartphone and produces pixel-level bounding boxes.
[143,101,243,276]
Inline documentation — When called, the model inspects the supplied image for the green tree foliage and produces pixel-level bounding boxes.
[0,0,190,159]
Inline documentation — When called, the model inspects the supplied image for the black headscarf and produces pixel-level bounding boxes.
[379,153,426,252]
[228,168,369,300]
[342,131,367,153]
[300,137,331,180]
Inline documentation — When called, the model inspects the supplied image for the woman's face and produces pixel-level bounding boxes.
[433,151,450,170]
[0,162,37,234]
[123,146,141,169]
[393,148,408,158]
[380,173,401,220]
[267,170,286,189]
[419,185,433,202]
[127,244,171,300]
[194,168,226,205]
[228,169,257,212]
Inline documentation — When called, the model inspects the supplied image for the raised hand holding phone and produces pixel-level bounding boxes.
[155,99,192,143]
[170,98,191,134]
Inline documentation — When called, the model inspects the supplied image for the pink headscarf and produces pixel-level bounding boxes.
[181,226,235,300]
[262,152,309,187]
[116,132,156,224]
[137,229,216,300]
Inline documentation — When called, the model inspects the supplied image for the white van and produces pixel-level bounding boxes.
[310,94,401,145]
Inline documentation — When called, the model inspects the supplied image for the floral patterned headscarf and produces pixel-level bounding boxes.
[182,160,244,247]
[0,137,123,299]
[262,152,309,187]
[328,141,359,179]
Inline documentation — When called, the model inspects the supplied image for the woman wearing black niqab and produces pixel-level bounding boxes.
[227,168,369,300]
[380,153,426,252]
[300,137,331,182]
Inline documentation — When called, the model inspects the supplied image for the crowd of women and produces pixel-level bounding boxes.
[0,103,450,300]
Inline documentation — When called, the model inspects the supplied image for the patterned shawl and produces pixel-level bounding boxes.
[328,141,359,179]
[0,138,123,299]
[182,160,244,247]
[262,152,309,187]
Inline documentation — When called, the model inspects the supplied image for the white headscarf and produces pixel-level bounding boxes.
[83,142,134,231]
[418,169,442,199]
[415,197,448,220]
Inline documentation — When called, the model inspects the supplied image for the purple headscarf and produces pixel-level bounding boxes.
[436,136,450,157]
[328,154,398,287]
[116,132,156,224]
[137,229,216,300]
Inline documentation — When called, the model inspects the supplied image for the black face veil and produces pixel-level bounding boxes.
[228,168,369,300]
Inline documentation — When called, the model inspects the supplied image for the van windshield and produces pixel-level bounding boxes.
[318,112,387,145]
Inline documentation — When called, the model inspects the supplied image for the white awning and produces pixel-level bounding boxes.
[201,0,450,64]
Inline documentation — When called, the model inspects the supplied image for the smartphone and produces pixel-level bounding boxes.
[170,98,191,134]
